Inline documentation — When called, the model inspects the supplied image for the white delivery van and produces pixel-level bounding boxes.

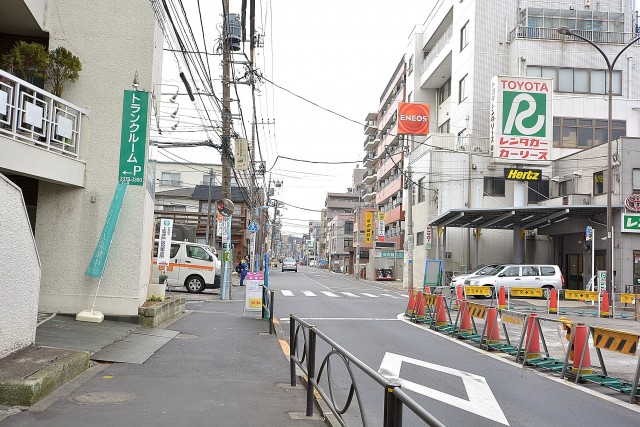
[153,241,220,293]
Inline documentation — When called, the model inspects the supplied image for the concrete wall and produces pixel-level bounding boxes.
[36,0,162,316]
[0,174,40,358]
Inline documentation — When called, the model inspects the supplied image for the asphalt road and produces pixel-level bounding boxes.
[270,266,640,427]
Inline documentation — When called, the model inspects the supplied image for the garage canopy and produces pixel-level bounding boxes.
[429,205,614,231]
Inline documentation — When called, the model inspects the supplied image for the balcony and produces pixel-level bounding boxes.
[376,175,402,205]
[382,205,404,224]
[362,186,377,203]
[363,152,377,168]
[364,134,380,152]
[363,169,377,185]
[377,150,403,182]
[508,26,638,45]
[0,69,87,186]
[420,24,452,75]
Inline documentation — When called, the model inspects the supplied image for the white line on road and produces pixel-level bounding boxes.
[341,292,360,298]
[281,290,294,297]
[321,291,339,297]
[302,291,317,297]
[361,293,379,298]
[381,293,400,299]
[280,317,399,322]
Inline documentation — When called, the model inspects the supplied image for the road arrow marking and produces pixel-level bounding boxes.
[378,352,509,426]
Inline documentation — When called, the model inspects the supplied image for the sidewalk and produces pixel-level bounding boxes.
[0,296,327,427]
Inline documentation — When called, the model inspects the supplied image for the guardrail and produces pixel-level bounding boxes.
[289,314,446,427]
[261,285,274,334]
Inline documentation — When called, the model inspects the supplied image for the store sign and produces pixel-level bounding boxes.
[380,251,404,259]
[622,213,640,233]
[425,226,433,250]
[364,211,373,243]
[118,90,149,185]
[235,138,249,171]
[397,102,430,135]
[377,211,385,242]
[503,167,542,181]
[157,219,173,267]
[490,76,552,162]
[625,194,640,212]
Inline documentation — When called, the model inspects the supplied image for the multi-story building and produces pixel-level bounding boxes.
[0,1,163,322]
[327,214,354,273]
[402,0,640,291]
[154,161,222,212]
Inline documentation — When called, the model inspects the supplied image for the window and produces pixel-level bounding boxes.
[343,238,353,249]
[522,266,540,276]
[160,171,181,186]
[437,79,451,106]
[233,204,243,215]
[484,177,505,197]
[344,221,354,234]
[438,120,450,133]
[202,173,216,185]
[559,179,575,196]
[186,245,210,261]
[407,55,414,75]
[593,171,604,195]
[633,169,640,191]
[503,267,520,277]
[418,177,426,203]
[460,21,469,51]
[459,74,468,103]
[528,179,549,203]
[553,117,626,149]
[163,204,186,212]
[416,231,424,246]
[540,266,557,276]
[527,65,621,95]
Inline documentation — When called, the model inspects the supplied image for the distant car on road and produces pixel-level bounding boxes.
[282,258,298,272]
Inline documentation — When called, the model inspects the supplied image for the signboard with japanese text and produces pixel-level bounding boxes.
[425,226,433,250]
[364,211,373,243]
[244,271,264,311]
[118,90,149,185]
[622,213,640,233]
[235,138,249,171]
[377,211,385,242]
[397,102,430,135]
[216,213,229,237]
[157,219,173,267]
[490,76,552,162]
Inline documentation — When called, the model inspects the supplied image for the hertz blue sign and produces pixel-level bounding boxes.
[503,168,542,182]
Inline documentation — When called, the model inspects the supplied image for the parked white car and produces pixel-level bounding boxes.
[152,240,220,293]
[464,264,564,298]
[450,264,502,289]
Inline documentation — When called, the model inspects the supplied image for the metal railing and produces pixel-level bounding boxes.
[420,24,453,75]
[289,314,446,427]
[0,68,86,159]
[261,284,274,334]
[508,26,640,45]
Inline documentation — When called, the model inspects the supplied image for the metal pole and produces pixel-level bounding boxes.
[207,169,213,246]
[269,289,274,334]
[355,205,360,280]
[306,327,316,417]
[384,382,402,427]
[406,166,414,290]
[290,315,297,386]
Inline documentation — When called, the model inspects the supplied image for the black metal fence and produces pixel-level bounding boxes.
[261,285,274,334]
[289,314,446,427]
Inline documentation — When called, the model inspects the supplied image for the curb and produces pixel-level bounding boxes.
[0,348,89,406]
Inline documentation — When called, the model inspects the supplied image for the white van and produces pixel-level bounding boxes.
[464,264,564,298]
[152,241,220,293]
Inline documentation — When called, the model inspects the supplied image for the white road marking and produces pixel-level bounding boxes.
[378,352,509,426]
[361,293,379,298]
[341,292,360,298]
[381,293,400,299]
[321,291,339,298]
[280,317,398,322]
[302,291,317,297]
[281,290,294,297]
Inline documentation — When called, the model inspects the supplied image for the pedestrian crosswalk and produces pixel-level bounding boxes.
[277,290,408,299]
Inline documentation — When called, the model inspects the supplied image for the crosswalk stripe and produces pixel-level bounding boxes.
[341,292,360,298]
[321,291,339,297]
[361,293,379,298]
[302,291,317,297]
[400,294,409,298]
[381,293,400,299]
[281,290,294,296]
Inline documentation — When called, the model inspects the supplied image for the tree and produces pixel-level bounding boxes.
[2,41,49,84]
[46,47,82,97]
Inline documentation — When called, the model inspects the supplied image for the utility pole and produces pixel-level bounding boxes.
[355,206,360,280]
[206,169,213,246]
[406,165,414,291]
[220,0,232,300]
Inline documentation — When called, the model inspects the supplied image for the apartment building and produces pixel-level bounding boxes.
[327,214,354,273]
[0,1,163,318]
[402,0,640,290]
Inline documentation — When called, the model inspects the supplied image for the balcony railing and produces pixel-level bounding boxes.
[0,68,86,159]
[508,26,640,45]
[420,24,453,74]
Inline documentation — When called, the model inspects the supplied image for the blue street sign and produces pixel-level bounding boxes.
[248,220,259,233]
[585,226,592,241]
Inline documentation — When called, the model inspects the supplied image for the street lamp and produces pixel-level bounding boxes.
[557,26,640,294]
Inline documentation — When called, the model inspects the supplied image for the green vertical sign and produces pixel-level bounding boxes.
[118,90,149,185]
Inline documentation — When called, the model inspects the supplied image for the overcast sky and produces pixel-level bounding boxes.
[153,1,428,236]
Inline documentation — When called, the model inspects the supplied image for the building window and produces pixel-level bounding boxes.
[633,169,640,191]
[438,120,450,133]
[528,179,549,203]
[418,177,426,203]
[519,8,625,43]
[593,171,605,195]
[460,21,469,51]
[437,79,451,106]
[344,221,354,234]
[527,66,622,95]
[559,179,575,196]
[343,238,353,249]
[484,177,505,197]
[459,74,468,103]
[160,172,181,186]
[416,231,424,246]
[202,173,216,185]
[407,55,414,75]
[553,117,626,149]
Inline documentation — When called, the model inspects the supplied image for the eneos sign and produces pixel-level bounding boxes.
[490,76,552,162]
[398,102,430,135]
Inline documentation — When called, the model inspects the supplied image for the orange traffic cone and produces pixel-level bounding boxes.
[424,285,431,294]
[455,285,464,310]
[405,289,416,317]
[524,313,542,359]
[435,294,448,326]
[458,300,473,334]
[498,286,507,309]
[600,291,610,318]
[414,292,426,322]
[549,288,558,314]
[484,307,501,345]
[572,323,593,375]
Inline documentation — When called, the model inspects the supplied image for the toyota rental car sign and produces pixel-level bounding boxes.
[490,76,552,162]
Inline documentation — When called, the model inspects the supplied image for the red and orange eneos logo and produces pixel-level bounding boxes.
[397,102,430,135]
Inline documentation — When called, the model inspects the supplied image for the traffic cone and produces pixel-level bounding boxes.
[498,286,507,309]
[435,294,448,326]
[548,288,558,314]
[600,291,611,318]
[524,313,542,359]
[414,292,426,322]
[458,300,473,334]
[484,307,501,345]
[455,285,464,310]
[572,323,593,375]
[405,289,416,317]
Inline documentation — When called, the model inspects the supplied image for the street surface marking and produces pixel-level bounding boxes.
[321,291,339,297]
[280,317,398,322]
[341,292,360,297]
[302,290,317,297]
[362,293,379,298]
[400,294,409,298]
[381,293,400,299]
[281,290,294,297]
[379,352,509,426]
[301,272,335,291]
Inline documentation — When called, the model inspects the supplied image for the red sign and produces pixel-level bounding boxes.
[398,102,430,135]
[625,194,640,212]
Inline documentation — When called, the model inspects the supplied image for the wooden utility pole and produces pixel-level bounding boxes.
[221,0,231,200]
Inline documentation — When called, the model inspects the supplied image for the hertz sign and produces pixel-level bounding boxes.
[503,168,542,182]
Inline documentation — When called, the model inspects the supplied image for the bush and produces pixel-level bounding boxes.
[46,47,82,97]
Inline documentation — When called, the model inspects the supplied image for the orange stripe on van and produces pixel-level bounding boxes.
[152,261,214,271]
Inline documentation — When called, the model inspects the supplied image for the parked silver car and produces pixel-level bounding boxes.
[450,264,502,290]
[464,264,564,298]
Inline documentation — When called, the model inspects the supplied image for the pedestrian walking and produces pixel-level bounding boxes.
[239,258,249,286]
